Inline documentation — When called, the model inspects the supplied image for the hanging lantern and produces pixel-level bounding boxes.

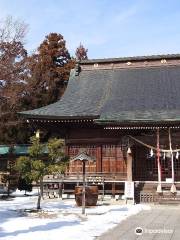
[36,130,40,139]
[150,148,154,157]
[127,147,132,154]
[166,151,171,158]
[176,151,179,159]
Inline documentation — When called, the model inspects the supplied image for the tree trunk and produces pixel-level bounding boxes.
[36,177,44,209]
[7,178,10,197]
[40,177,43,199]
[37,192,41,210]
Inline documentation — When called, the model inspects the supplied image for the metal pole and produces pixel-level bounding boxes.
[82,160,86,214]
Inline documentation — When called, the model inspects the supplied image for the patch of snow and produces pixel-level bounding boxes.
[0,195,150,240]
[10,188,39,197]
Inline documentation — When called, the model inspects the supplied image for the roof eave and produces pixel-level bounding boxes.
[95,118,180,125]
[19,112,100,120]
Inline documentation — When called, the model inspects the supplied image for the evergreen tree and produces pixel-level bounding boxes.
[75,43,88,61]
[26,33,75,108]
[16,136,68,209]
[0,30,75,144]
[18,177,32,193]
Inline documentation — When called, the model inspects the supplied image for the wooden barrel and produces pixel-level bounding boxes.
[74,185,98,206]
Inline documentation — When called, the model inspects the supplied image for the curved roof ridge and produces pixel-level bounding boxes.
[80,53,180,64]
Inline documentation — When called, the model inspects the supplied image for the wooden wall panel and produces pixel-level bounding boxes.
[102,145,126,173]
[68,145,96,173]
[116,147,126,172]
[67,144,126,174]
[96,146,102,172]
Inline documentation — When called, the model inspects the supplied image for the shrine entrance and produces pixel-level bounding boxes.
[133,145,152,181]
[132,144,180,182]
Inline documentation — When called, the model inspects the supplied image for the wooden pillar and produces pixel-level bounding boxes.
[169,128,176,193]
[112,182,116,198]
[96,145,102,173]
[115,145,117,173]
[127,153,133,181]
[65,145,69,156]
[65,145,70,173]
[82,161,86,214]
[156,128,162,193]
[58,183,62,199]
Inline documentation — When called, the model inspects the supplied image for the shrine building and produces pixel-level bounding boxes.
[21,54,180,202]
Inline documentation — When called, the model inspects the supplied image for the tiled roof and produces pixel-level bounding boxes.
[20,69,101,119]
[20,62,180,123]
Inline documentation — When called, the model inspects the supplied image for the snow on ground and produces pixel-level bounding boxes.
[0,191,150,240]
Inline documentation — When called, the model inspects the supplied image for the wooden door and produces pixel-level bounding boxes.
[102,145,126,173]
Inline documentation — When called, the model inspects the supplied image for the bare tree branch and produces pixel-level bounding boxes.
[0,15,28,43]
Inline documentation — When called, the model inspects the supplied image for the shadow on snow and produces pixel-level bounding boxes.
[0,219,79,238]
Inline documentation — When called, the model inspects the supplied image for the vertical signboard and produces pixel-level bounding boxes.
[125,181,134,203]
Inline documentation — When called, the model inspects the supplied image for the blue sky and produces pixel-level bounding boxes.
[1,0,180,58]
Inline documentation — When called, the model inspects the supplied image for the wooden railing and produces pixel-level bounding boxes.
[64,172,127,181]
[43,172,127,182]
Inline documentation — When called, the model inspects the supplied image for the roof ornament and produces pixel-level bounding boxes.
[75,61,81,76]
[126,61,132,66]
[161,59,167,64]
